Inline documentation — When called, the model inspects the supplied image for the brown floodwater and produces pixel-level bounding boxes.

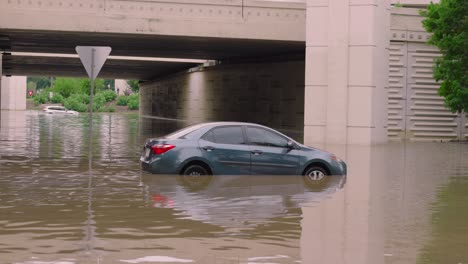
[0,111,467,264]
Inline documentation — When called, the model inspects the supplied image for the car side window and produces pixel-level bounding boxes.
[202,126,245,145]
[246,126,288,148]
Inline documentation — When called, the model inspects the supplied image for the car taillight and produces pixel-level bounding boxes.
[151,144,175,155]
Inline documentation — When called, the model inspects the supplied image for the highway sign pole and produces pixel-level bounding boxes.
[89,48,95,151]
[75,46,111,160]
[76,46,111,254]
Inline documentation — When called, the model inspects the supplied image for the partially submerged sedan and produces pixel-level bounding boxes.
[43,106,79,115]
[140,122,347,182]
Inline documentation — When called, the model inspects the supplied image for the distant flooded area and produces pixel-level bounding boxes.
[1,110,467,264]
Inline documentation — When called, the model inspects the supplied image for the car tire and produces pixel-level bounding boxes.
[179,164,212,191]
[303,166,331,188]
[182,164,209,176]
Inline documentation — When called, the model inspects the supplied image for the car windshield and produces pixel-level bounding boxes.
[163,123,207,139]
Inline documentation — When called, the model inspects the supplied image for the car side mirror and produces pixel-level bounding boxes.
[287,140,296,149]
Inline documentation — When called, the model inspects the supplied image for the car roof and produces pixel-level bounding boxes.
[163,122,264,139]
[197,121,265,128]
[45,105,65,109]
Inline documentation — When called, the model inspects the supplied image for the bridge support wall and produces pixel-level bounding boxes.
[304,0,390,145]
[140,61,305,141]
[0,76,27,111]
[0,54,2,110]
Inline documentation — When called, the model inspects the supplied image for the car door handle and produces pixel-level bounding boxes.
[251,150,263,155]
[203,146,215,152]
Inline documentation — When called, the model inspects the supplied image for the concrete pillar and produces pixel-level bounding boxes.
[0,76,27,110]
[304,0,390,145]
[0,53,2,110]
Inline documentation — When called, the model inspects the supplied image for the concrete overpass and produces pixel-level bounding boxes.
[0,0,306,79]
[0,0,394,145]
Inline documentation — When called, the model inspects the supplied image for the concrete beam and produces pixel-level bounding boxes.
[390,0,438,7]
[0,0,305,42]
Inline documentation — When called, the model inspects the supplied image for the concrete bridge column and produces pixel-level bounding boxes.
[0,53,2,110]
[0,70,27,110]
[304,0,390,145]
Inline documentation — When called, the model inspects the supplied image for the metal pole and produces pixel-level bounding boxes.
[460,111,466,141]
[89,48,95,146]
[86,48,95,254]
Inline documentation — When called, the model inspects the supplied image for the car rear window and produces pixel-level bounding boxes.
[163,124,206,139]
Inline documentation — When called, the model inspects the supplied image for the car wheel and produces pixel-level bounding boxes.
[303,166,329,185]
[303,166,333,192]
[179,164,212,191]
[182,164,209,176]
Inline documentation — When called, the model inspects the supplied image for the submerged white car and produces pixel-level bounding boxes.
[43,106,79,115]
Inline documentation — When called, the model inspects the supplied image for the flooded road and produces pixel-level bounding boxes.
[0,111,467,264]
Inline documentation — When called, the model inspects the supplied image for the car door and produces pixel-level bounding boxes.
[198,125,251,175]
[246,126,300,175]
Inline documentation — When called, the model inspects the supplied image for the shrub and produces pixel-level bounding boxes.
[50,93,64,104]
[127,98,139,110]
[33,93,49,105]
[127,93,139,110]
[116,96,129,106]
[64,97,87,112]
[127,100,139,110]
[78,94,90,104]
[100,90,117,102]
[93,93,106,105]
[128,94,139,102]
[107,105,115,112]
[67,93,90,104]
[95,106,106,112]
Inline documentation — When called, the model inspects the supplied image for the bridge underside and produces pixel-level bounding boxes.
[0,30,304,79]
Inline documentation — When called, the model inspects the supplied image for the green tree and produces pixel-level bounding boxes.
[127,80,140,93]
[27,77,52,90]
[421,0,468,113]
[103,79,115,90]
[27,81,37,91]
[80,78,105,95]
[53,77,81,98]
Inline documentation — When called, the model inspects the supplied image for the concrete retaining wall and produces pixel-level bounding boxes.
[140,61,305,140]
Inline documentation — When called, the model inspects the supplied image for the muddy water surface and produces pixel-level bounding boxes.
[0,111,467,264]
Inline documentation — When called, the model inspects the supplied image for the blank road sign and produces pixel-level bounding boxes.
[76,46,111,80]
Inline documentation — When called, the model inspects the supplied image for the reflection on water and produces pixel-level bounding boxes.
[0,111,467,264]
